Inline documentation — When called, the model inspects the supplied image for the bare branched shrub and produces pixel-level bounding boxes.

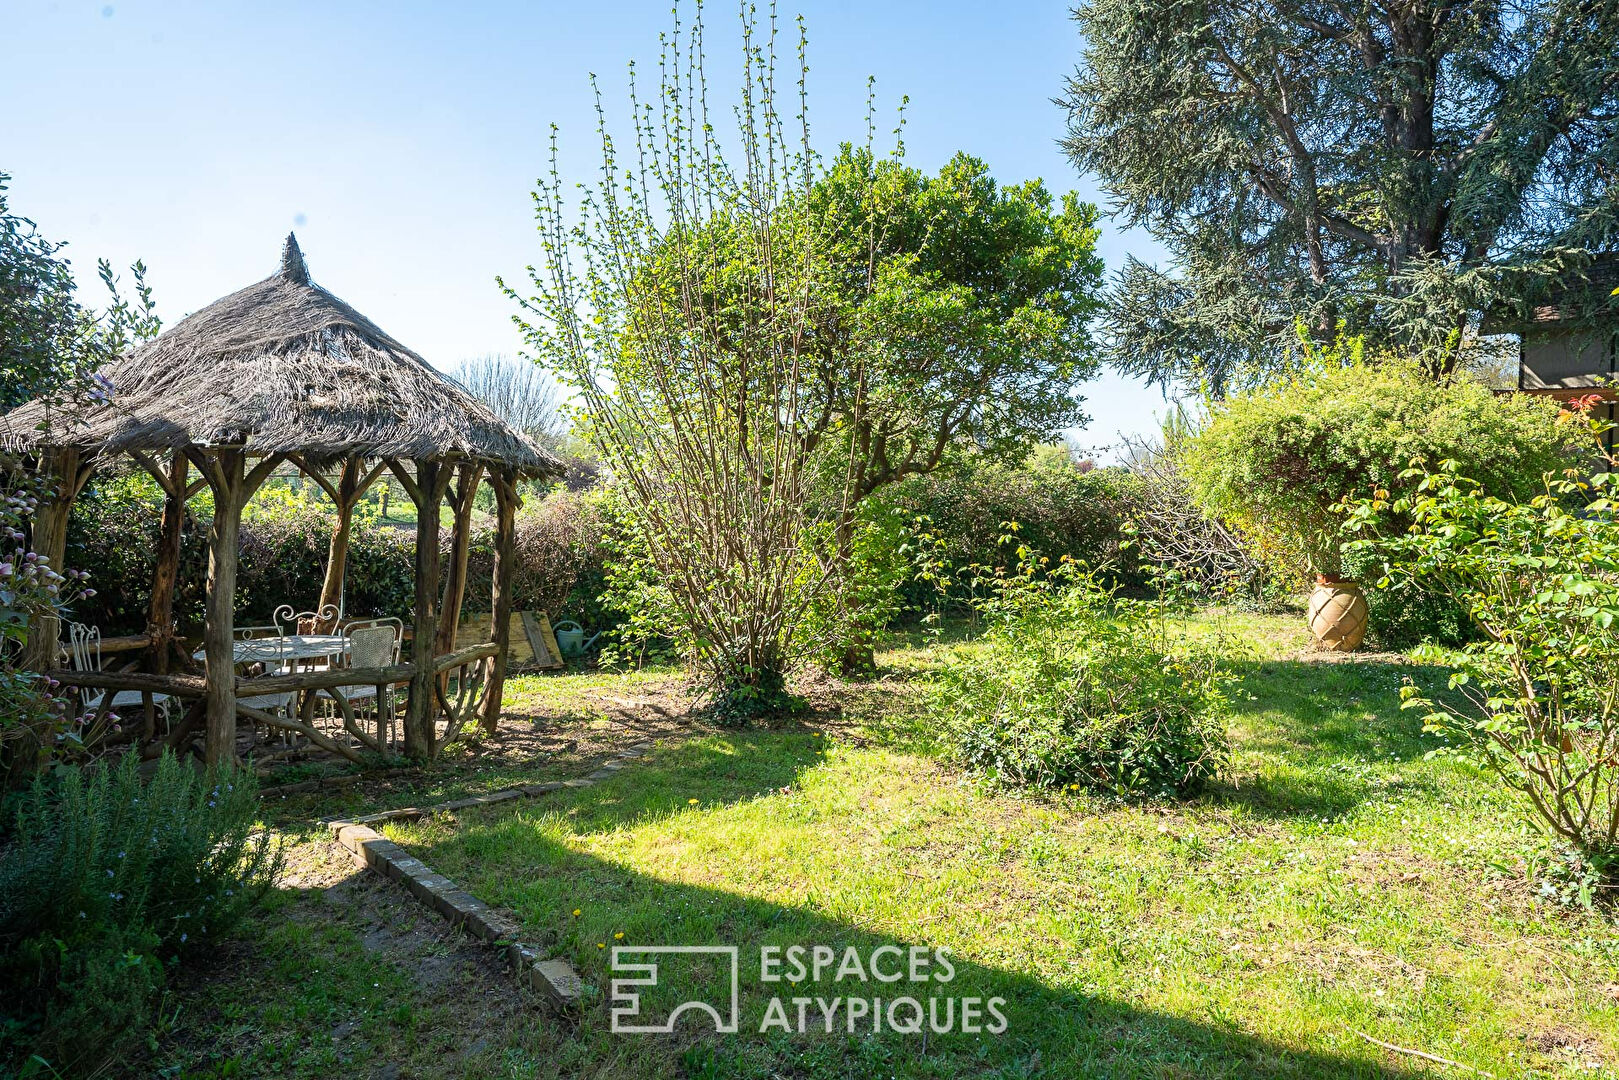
[504,7,866,715]
[511,492,607,619]
[1121,427,1275,603]
[451,353,563,445]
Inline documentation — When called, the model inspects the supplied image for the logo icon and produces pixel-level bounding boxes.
[610,945,740,1033]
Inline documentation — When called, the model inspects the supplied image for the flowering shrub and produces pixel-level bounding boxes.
[0,752,279,1072]
[1182,353,1585,578]
[1344,401,1619,873]
[511,488,612,628]
[931,553,1234,797]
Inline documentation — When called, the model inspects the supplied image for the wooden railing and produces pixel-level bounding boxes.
[46,640,504,764]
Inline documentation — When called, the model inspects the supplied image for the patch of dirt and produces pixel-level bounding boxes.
[488,673,699,760]
[1524,1024,1609,1068]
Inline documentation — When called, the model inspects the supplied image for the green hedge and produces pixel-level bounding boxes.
[65,475,612,638]
[878,455,1148,615]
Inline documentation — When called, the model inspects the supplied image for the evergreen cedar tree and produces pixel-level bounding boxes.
[1060,0,1619,392]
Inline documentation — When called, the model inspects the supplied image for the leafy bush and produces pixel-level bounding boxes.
[932,557,1233,797]
[796,502,918,672]
[1344,423,1619,872]
[1339,543,1475,650]
[0,753,279,1072]
[511,489,612,630]
[881,454,1147,614]
[1182,354,1586,578]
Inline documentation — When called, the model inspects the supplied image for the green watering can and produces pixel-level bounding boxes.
[553,620,592,658]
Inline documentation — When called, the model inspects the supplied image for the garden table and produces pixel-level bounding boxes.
[193,634,350,666]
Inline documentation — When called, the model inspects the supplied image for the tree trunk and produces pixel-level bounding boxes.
[317,458,363,620]
[404,460,447,762]
[203,451,246,764]
[482,469,519,735]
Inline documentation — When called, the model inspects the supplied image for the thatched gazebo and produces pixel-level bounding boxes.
[3,235,561,765]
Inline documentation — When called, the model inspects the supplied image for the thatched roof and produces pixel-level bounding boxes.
[2,235,561,476]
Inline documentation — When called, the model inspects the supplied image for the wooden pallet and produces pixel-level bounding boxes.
[453,610,565,670]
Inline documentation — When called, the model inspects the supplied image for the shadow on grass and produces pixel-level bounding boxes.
[395,736,1417,1080]
[1207,658,1455,821]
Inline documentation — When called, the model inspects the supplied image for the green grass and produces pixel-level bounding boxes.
[147,614,1619,1078]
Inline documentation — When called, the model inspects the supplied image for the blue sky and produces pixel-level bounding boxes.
[3,0,1173,455]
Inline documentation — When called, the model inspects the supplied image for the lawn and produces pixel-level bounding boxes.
[145,613,1619,1079]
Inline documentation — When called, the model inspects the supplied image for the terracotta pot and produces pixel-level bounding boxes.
[1307,578,1368,652]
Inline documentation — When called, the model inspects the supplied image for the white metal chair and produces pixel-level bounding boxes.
[273,602,340,637]
[62,621,171,725]
[322,620,403,749]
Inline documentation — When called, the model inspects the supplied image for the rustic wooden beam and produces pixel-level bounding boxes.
[201,448,246,764]
[128,449,179,496]
[316,457,362,617]
[99,633,155,655]
[434,462,483,701]
[236,661,415,696]
[46,669,207,695]
[319,689,385,755]
[140,698,204,759]
[403,459,451,761]
[243,453,286,497]
[19,446,85,674]
[386,458,424,507]
[434,641,499,673]
[145,452,188,674]
[482,467,520,735]
[183,446,227,493]
[237,703,366,765]
[285,453,343,504]
[356,460,389,499]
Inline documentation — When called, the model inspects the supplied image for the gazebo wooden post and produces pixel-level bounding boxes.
[304,456,386,623]
[199,449,244,764]
[318,457,361,624]
[288,454,387,630]
[435,462,484,684]
[145,452,189,675]
[481,467,520,735]
[399,459,450,762]
[195,449,282,764]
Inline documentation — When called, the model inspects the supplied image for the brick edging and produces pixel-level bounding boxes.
[324,740,653,1010]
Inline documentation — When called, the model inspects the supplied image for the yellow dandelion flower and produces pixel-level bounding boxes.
[572,908,581,917]
[597,942,605,949]
[688,798,699,805]
[614,932,624,940]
